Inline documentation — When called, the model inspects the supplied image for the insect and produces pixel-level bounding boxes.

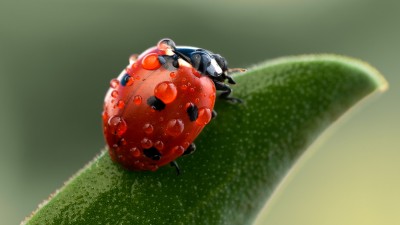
[102,38,243,174]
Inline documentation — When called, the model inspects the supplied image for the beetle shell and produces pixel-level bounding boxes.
[102,46,216,171]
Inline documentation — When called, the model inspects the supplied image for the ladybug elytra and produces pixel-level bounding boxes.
[102,38,242,173]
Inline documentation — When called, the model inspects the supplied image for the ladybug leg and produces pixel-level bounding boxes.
[223,73,236,85]
[214,81,243,103]
[183,143,196,156]
[212,110,217,119]
[170,161,180,175]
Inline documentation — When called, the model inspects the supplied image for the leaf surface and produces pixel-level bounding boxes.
[23,55,387,225]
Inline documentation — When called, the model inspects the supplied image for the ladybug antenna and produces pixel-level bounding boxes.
[227,68,247,73]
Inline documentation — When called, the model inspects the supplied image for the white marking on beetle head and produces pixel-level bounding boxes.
[207,58,223,76]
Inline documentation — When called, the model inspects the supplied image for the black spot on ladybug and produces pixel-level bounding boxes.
[158,55,179,70]
[143,147,162,160]
[120,73,131,86]
[147,96,166,111]
[157,55,167,65]
[186,103,198,121]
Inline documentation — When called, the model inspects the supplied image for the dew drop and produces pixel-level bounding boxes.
[108,116,127,136]
[142,123,154,134]
[166,119,184,137]
[195,98,200,103]
[171,146,184,155]
[141,138,153,149]
[142,53,161,70]
[209,93,216,101]
[133,95,142,105]
[117,100,125,109]
[110,79,119,88]
[154,81,177,104]
[157,39,176,51]
[120,138,127,146]
[192,67,202,78]
[150,165,159,171]
[102,111,108,121]
[169,72,176,78]
[182,142,190,149]
[189,88,195,93]
[130,147,141,157]
[180,84,188,90]
[111,90,118,98]
[154,141,164,150]
[196,108,212,126]
[129,54,138,64]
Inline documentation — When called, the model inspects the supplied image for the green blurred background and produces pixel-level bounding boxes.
[0,0,398,224]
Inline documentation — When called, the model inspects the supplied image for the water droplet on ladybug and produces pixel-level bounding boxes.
[192,67,201,78]
[166,119,184,137]
[180,84,188,90]
[133,95,142,105]
[157,39,176,51]
[209,93,216,100]
[110,79,119,88]
[102,111,108,121]
[108,116,127,136]
[111,90,118,98]
[189,87,195,93]
[150,165,159,171]
[129,54,138,64]
[171,146,184,155]
[154,81,177,104]
[169,72,176,78]
[196,108,212,126]
[130,147,141,157]
[182,142,190,149]
[154,140,164,151]
[117,100,125,109]
[120,138,127,146]
[143,123,154,134]
[141,138,153,149]
[142,53,161,70]
[195,98,200,103]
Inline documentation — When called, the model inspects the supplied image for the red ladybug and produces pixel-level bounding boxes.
[102,38,241,173]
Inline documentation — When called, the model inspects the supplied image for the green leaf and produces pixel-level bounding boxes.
[23,55,387,225]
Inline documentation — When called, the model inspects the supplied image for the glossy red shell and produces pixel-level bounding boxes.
[102,46,216,171]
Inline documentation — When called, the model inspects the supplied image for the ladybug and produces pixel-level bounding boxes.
[102,38,242,173]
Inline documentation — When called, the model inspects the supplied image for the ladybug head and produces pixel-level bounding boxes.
[157,38,228,78]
